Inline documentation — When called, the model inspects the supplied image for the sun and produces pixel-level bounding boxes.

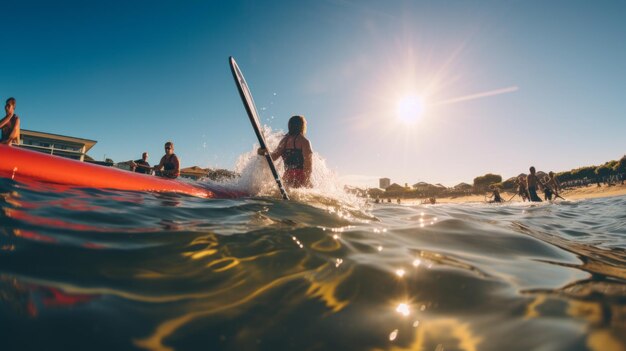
[396,95,425,124]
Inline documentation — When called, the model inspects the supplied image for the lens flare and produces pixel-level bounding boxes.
[396,95,425,124]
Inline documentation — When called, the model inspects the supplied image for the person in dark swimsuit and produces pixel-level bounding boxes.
[543,180,553,201]
[488,187,503,203]
[543,171,561,201]
[526,166,542,202]
[0,97,20,145]
[258,115,313,188]
[154,142,180,179]
[131,152,151,174]
[516,177,528,202]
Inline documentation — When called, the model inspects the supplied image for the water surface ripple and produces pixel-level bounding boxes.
[1,178,625,351]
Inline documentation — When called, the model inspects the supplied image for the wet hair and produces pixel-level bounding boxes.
[5,97,15,106]
[529,166,536,173]
[287,115,306,136]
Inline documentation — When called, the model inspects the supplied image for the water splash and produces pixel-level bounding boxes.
[201,126,369,217]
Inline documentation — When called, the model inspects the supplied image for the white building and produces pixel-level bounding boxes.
[18,129,97,162]
[379,178,391,189]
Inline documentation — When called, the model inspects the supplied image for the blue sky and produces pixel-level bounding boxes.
[2,0,625,187]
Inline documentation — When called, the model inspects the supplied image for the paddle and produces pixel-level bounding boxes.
[229,57,289,200]
[550,188,566,201]
[506,192,517,202]
[130,162,151,170]
[553,192,566,200]
[129,161,154,175]
[485,189,504,203]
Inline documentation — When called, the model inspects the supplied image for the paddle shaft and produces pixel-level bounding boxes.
[229,57,289,200]
[130,163,151,170]
[506,192,517,202]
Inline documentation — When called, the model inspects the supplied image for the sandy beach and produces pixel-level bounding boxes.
[400,183,626,204]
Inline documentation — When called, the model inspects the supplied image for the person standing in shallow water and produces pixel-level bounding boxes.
[526,166,542,202]
[488,187,503,203]
[257,115,313,188]
[543,171,561,201]
[0,97,20,145]
[154,142,180,179]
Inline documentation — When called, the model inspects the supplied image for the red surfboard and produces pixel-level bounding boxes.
[0,144,241,198]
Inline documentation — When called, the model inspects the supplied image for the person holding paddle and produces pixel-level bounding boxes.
[487,186,503,203]
[526,166,543,202]
[516,176,528,202]
[154,141,180,179]
[542,171,563,201]
[130,152,151,175]
[257,115,313,188]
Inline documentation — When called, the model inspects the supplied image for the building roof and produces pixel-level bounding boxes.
[386,183,406,191]
[413,182,439,189]
[21,129,97,152]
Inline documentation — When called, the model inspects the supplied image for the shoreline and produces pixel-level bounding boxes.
[392,183,626,205]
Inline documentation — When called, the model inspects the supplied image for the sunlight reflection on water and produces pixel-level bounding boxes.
[0,178,625,351]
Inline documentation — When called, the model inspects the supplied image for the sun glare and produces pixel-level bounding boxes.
[397,95,425,124]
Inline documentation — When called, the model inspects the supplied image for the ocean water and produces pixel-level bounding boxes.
[1,143,626,351]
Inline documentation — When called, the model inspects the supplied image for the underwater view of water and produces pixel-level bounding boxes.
[1,143,626,351]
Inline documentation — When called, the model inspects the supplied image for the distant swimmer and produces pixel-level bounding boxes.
[526,166,542,202]
[131,152,151,174]
[0,97,20,145]
[154,141,180,179]
[258,115,313,188]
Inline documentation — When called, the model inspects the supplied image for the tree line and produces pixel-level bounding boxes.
[475,155,626,191]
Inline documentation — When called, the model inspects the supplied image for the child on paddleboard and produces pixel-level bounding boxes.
[258,115,313,188]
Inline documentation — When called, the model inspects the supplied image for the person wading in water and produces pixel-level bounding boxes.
[517,176,529,202]
[526,166,543,202]
[488,187,503,203]
[543,171,562,201]
[258,115,313,188]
